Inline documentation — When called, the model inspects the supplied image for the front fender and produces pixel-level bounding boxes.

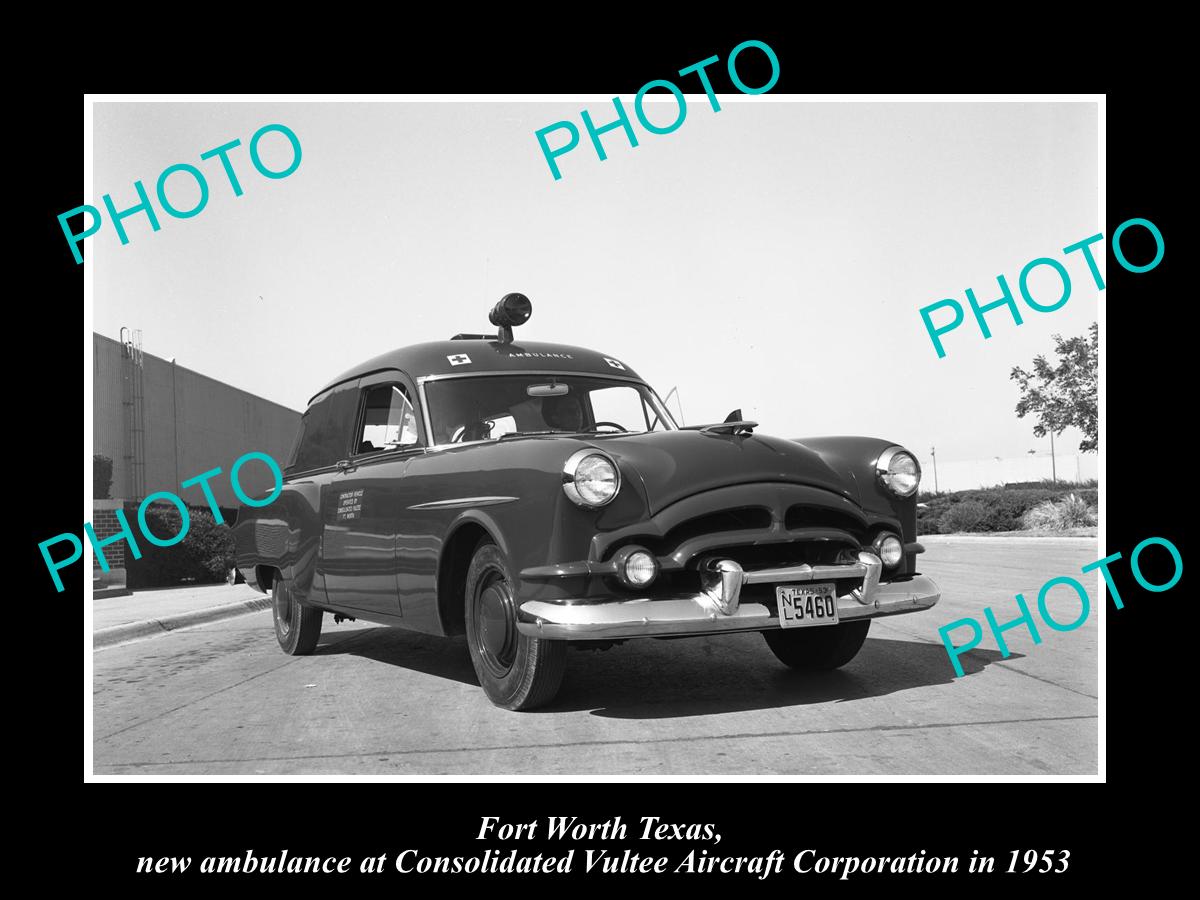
[794,435,921,565]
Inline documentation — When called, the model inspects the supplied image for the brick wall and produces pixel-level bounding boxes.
[91,499,127,571]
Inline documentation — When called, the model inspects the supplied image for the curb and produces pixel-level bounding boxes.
[95,587,133,599]
[94,596,273,649]
[923,533,1098,542]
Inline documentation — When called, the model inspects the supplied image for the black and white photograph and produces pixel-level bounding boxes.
[77,92,1107,778]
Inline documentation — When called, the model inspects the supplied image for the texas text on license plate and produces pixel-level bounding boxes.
[775,582,839,628]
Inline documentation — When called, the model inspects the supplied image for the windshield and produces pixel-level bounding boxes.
[425,375,677,444]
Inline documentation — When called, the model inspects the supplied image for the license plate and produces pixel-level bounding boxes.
[775,582,839,628]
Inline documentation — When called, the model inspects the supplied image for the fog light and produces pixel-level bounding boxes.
[874,534,904,568]
[613,546,658,589]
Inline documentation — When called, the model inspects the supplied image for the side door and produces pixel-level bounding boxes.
[321,371,424,619]
[284,379,360,607]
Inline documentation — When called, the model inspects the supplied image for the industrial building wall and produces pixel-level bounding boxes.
[93,333,302,509]
[93,336,127,494]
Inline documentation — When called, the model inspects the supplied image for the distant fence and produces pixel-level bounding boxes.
[927,453,1097,493]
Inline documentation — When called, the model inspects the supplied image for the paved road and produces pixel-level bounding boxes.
[92,537,1099,775]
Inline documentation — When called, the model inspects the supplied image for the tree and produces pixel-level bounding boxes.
[93,454,113,499]
[1010,322,1098,452]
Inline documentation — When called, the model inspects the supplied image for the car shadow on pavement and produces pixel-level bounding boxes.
[310,627,1018,718]
[314,626,480,687]
[556,636,1020,719]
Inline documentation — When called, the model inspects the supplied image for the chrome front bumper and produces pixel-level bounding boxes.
[516,552,940,641]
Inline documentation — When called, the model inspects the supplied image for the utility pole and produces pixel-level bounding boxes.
[930,446,938,494]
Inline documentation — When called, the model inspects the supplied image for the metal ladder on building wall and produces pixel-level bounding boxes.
[120,327,146,502]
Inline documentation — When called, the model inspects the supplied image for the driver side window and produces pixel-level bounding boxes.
[356,384,419,455]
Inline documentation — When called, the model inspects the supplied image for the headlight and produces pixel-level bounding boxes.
[562,450,621,507]
[876,446,921,497]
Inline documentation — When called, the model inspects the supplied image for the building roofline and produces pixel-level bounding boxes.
[93,332,302,416]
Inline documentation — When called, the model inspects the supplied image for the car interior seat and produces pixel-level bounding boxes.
[459,420,494,442]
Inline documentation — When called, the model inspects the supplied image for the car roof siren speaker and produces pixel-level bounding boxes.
[489,293,532,344]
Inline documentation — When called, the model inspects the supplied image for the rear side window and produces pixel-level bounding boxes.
[287,381,359,472]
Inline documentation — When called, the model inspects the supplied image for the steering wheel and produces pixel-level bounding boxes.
[451,420,494,443]
[592,421,628,433]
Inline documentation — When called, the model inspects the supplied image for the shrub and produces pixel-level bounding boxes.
[917,484,1100,533]
[127,504,235,588]
[975,489,1060,531]
[187,511,239,581]
[1006,479,1097,490]
[93,455,113,499]
[1021,493,1098,531]
[939,500,990,533]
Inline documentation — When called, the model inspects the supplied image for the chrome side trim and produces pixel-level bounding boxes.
[517,574,941,640]
[521,560,619,579]
[406,496,518,510]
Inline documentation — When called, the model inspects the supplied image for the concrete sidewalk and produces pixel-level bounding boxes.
[93,583,272,649]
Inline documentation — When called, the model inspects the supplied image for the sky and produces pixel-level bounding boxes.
[91,99,1099,469]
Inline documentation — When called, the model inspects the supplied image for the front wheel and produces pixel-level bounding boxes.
[465,540,566,710]
[762,620,871,670]
[272,575,323,655]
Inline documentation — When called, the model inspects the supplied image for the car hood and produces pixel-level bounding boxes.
[590,430,859,515]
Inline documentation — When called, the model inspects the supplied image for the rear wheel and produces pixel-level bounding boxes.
[272,575,323,655]
[465,540,566,710]
[762,620,871,670]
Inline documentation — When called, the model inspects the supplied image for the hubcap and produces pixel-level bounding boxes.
[275,583,293,637]
[475,570,517,677]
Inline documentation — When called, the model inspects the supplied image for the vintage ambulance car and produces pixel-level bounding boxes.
[234,295,940,709]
